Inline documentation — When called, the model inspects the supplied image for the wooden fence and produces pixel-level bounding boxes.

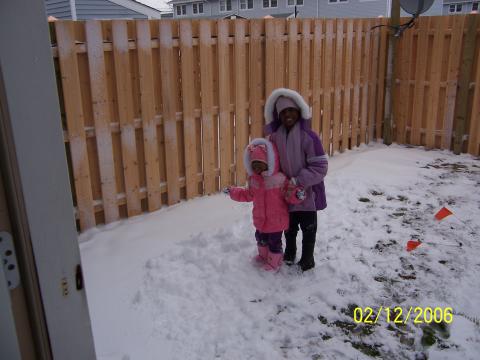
[50,15,480,232]
[51,17,387,231]
[392,15,480,154]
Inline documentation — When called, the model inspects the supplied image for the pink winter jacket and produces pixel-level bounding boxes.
[229,138,302,233]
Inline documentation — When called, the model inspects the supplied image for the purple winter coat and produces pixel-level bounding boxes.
[264,88,328,212]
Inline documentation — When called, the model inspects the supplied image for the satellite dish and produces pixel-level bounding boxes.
[399,0,435,16]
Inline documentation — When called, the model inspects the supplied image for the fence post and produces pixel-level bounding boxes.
[453,14,479,155]
[383,0,400,145]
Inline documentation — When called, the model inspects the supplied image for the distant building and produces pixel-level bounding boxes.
[443,1,479,14]
[166,0,444,19]
[44,0,164,19]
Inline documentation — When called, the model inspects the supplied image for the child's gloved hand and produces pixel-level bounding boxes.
[222,187,230,195]
[296,189,306,201]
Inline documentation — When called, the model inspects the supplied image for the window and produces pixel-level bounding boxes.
[220,0,232,12]
[449,3,462,12]
[329,0,348,3]
[263,0,278,8]
[473,2,479,11]
[288,0,304,5]
[176,4,186,16]
[193,3,204,14]
[240,0,254,10]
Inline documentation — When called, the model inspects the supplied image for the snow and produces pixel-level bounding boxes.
[79,142,480,360]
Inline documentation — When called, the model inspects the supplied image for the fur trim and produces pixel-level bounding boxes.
[264,88,311,124]
[243,138,276,177]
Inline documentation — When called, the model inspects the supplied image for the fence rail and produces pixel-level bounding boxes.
[49,16,479,232]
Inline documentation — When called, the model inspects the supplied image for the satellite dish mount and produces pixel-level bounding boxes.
[373,0,435,37]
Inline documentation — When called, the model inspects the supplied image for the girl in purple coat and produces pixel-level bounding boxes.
[264,88,328,271]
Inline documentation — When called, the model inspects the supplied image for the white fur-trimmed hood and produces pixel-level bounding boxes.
[244,138,276,177]
[264,88,311,124]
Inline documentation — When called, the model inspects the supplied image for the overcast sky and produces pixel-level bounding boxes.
[138,0,171,11]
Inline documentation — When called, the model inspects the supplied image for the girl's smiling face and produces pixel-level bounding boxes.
[251,161,268,175]
[279,107,300,130]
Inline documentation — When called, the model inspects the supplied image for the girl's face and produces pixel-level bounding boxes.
[279,107,300,129]
[251,161,268,175]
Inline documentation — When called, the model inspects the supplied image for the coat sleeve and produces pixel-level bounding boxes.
[229,185,254,202]
[295,134,328,188]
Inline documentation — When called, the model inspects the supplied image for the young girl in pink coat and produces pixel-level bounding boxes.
[224,138,305,272]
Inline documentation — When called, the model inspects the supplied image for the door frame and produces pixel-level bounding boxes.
[0,0,96,358]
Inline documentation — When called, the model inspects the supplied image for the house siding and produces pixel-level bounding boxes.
[170,0,443,19]
[45,0,72,19]
[443,1,478,15]
[75,0,148,19]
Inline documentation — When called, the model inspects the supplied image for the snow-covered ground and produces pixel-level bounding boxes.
[79,143,480,360]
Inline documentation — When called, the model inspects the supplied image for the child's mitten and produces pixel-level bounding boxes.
[296,189,306,201]
[222,187,230,195]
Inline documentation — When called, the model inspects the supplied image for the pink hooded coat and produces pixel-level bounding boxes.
[229,138,302,233]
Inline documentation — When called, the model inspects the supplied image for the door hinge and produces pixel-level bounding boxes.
[0,231,20,290]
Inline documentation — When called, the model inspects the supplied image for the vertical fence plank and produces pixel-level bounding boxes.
[274,19,286,89]
[265,20,275,99]
[136,20,162,211]
[368,19,380,143]
[443,16,465,150]
[288,19,299,91]
[199,20,216,194]
[159,20,181,203]
[426,17,446,149]
[112,20,142,216]
[397,22,413,145]
[218,20,233,189]
[249,20,263,139]
[85,20,119,223]
[453,14,479,154]
[342,19,354,152]
[56,21,96,230]
[323,19,334,154]
[235,20,248,185]
[312,19,323,135]
[468,46,480,155]
[351,19,362,148]
[333,19,344,153]
[360,19,371,145]
[376,19,388,141]
[179,20,199,199]
[300,19,311,103]
[410,18,429,146]
[467,17,480,156]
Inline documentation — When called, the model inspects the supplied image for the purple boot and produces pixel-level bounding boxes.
[254,245,268,264]
[263,251,283,272]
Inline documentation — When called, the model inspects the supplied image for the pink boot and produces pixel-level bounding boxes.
[263,251,283,272]
[254,245,268,263]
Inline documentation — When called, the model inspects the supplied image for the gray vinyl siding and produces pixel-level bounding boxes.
[443,1,478,15]
[45,0,72,19]
[170,0,443,19]
[75,0,148,19]
[316,0,389,18]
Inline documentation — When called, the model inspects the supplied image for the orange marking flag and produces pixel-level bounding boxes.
[434,207,453,221]
[406,240,422,252]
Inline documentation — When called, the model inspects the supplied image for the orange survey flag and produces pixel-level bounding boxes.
[406,240,422,252]
[435,207,453,221]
